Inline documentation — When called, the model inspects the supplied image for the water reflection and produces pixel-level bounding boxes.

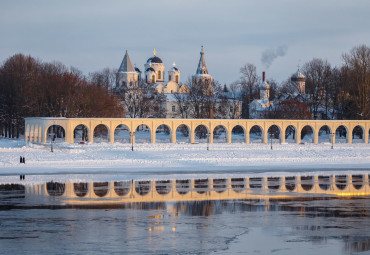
[0,172,369,254]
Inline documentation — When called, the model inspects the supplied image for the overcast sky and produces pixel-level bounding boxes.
[1,0,370,85]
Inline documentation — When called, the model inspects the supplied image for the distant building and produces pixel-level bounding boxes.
[249,72,273,119]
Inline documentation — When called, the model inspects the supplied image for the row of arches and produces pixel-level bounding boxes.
[44,123,370,144]
[46,174,369,197]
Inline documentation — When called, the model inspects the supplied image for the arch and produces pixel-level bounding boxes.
[335,125,348,143]
[213,125,227,143]
[249,125,263,143]
[46,125,65,143]
[335,175,348,190]
[318,125,332,143]
[267,125,281,143]
[285,176,296,191]
[267,177,280,190]
[135,181,151,196]
[93,124,109,143]
[73,124,89,143]
[318,176,331,191]
[155,124,171,143]
[74,183,88,197]
[155,180,171,195]
[194,179,209,194]
[213,179,227,193]
[300,176,313,191]
[352,125,364,143]
[135,124,151,143]
[301,125,314,143]
[352,175,364,190]
[176,180,190,195]
[175,124,190,143]
[231,125,245,143]
[285,125,297,143]
[194,125,210,143]
[114,181,131,196]
[249,177,262,189]
[93,182,108,197]
[46,182,65,196]
[114,124,130,143]
[231,178,245,193]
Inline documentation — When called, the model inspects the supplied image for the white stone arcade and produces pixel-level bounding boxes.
[24,117,370,144]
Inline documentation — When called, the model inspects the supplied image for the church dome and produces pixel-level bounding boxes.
[146,67,155,72]
[146,56,163,64]
[292,70,305,79]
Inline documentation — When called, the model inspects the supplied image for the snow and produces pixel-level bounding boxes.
[0,136,369,185]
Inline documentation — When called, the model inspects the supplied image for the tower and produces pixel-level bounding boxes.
[144,48,165,84]
[291,67,306,94]
[260,72,270,101]
[116,50,139,90]
[193,46,212,95]
[168,62,180,83]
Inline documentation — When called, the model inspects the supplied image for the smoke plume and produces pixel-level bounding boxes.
[261,45,288,68]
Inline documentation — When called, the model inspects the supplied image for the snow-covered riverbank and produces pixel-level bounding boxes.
[1,138,369,175]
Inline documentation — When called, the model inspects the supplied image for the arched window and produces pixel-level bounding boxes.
[152,75,155,83]
[175,75,179,83]
[158,71,161,80]
[172,105,176,112]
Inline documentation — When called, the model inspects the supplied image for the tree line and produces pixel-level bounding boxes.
[231,44,370,120]
[0,54,124,138]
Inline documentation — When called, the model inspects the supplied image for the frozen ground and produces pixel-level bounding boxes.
[0,137,369,183]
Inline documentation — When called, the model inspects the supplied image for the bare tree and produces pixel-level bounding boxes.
[302,58,332,119]
[238,63,260,118]
[342,44,370,119]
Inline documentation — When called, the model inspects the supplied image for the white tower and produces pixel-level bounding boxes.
[144,48,165,84]
[168,62,180,83]
[259,72,270,101]
[193,46,212,95]
[291,67,306,94]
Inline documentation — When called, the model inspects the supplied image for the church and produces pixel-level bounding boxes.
[114,47,236,119]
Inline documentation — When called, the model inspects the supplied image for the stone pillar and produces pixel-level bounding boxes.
[38,125,42,142]
[314,131,319,144]
[296,130,301,144]
[331,134,336,144]
[109,129,114,143]
[151,132,156,143]
[209,132,213,143]
[190,129,195,143]
[364,129,369,144]
[347,129,352,144]
[171,131,176,143]
[41,126,47,144]
[263,130,268,144]
[227,131,232,144]
[65,125,73,144]
[280,129,285,144]
[89,128,94,143]
[245,130,250,144]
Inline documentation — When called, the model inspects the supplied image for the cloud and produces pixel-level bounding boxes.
[261,45,288,69]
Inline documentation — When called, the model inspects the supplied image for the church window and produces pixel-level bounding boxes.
[175,75,179,83]
[169,75,172,81]
[158,71,161,80]
[172,105,176,112]
[152,75,155,83]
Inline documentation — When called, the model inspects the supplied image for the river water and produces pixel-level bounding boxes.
[0,172,369,254]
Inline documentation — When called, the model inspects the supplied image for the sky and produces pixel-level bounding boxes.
[1,0,370,85]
